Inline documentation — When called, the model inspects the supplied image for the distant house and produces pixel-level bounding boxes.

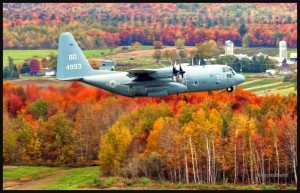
[290,53,297,61]
[276,57,287,66]
[45,69,56,76]
[256,52,270,58]
[278,64,292,75]
[266,69,276,77]
[234,53,252,60]
[99,60,116,71]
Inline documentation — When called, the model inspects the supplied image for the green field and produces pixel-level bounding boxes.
[3,48,124,67]
[3,166,59,180]
[3,46,155,68]
[234,47,297,59]
[3,166,297,190]
[4,47,297,68]
[241,77,283,89]
[239,74,296,95]
[234,47,278,57]
[248,82,293,93]
[3,166,99,190]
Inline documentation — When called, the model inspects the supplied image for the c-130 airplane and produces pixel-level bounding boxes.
[57,32,245,97]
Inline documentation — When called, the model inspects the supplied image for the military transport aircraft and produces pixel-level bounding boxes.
[56,32,245,97]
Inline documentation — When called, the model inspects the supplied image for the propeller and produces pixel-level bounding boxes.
[172,61,186,83]
[172,61,179,77]
[172,61,179,82]
[178,63,185,79]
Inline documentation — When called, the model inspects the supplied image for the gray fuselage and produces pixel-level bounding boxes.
[80,64,245,97]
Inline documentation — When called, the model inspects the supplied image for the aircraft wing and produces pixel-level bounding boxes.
[126,68,173,79]
[126,69,157,79]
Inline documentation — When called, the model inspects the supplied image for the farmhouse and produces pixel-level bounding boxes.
[99,60,115,71]
[278,64,292,75]
[45,69,56,76]
[290,53,297,61]
[266,69,276,77]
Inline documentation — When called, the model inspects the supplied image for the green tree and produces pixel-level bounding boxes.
[196,40,217,59]
[217,55,240,71]
[179,49,187,59]
[242,34,252,48]
[95,35,102,48]
[7,56,19,79]
[20,63,30,74]
[238,23,247,37]
[40,111,74,165]
[27,99,50,120]
[175,38,185,49]
[47,53,58,70]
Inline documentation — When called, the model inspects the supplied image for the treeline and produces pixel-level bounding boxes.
[216,55,276,73]
[3,81,297,185]
[3,3,297,49]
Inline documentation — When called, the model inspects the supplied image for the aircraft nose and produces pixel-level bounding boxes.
[235,74,245,85]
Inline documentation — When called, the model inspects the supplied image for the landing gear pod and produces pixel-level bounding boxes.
[226,85,236,92]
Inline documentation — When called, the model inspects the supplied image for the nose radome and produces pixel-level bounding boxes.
[236,74,245,85]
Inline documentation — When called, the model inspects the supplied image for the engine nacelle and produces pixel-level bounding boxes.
[147,82,187,97]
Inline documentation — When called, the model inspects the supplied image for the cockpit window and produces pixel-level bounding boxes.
[229,68,235,75]
[222,67,230,72]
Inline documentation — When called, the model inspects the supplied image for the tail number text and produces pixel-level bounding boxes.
[66,64,82,70]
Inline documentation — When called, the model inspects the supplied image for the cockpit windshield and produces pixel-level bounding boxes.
[229,67,236,75]
[222,67,230,72]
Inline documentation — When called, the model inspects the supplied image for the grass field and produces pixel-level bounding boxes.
[3,166,297,190]
[241,77,283,89]
[234,47,278,57]
[239,74,296,95]
[4,47,297,68]
[234,47,297,59]
[248,82,293,93]
[3,166,59,180]
[3,166,99,190]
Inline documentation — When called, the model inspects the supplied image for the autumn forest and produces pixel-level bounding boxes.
[3,3,297,49]
[2,3,298,188]
[3,81,297,185]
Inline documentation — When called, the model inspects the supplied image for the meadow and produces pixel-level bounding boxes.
[4,47,297,68]
[3,166,297,190]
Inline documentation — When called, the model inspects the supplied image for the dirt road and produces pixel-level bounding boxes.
[4,170,68,190]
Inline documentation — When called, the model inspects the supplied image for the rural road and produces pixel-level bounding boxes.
[3,170,68,190]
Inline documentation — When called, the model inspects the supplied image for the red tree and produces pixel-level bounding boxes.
[8,93,23,116]
[29,59,40,75]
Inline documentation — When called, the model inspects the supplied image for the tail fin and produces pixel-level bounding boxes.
[56,32,95,80]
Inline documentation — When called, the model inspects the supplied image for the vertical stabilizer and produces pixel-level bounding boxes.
[56,32,95,80]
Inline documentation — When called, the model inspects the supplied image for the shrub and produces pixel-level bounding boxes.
[93,178,103,187]
[283,73,294,82]
[138,177,150,185]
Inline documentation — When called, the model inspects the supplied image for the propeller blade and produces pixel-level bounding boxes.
[179,63,186,78]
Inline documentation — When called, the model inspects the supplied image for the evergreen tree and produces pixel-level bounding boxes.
[238,23,247,37]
